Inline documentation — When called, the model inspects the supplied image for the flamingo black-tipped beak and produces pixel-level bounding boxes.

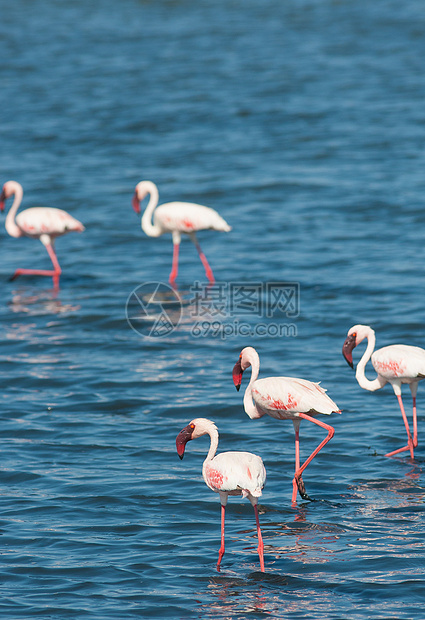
[342,333,357,369]
[132,192,141,214]
[176,424,194,459]
[232,359,243,391]
[0,190,6,212]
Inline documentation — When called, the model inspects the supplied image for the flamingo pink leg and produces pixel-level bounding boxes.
[169,243,179,284]
[292,413,335,503]
[253,504,265,572]
[292,422,301,503]
[193,238,215,283]
[385,395,414,459]
[413,395,418,448]
[216,503,226,572]
[10,243,62,290]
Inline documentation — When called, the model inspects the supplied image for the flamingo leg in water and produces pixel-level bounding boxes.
[413,395,418,448]
[292,421,302,503]
[169,243,179,285]
[385,394,414,459]
[216,504,226,572]
[192,237,215,283]
[10,243,62,290]
[292,413,335,503]
[411,383,418,449]
[253,504,265,572]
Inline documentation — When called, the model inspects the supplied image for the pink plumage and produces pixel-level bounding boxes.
[233,346,340,504]
[0,181,85,290]
[132,180,231,285]
[176,417,266,572]
[343,324,425,459]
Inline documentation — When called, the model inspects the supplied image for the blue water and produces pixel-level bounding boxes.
[1,0,425,617]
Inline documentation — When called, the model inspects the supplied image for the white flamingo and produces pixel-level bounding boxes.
[132,181,231,284]
[233,346,340,504]
[0,181,85,290]
[343,324,425,459]
[176,417,266,572]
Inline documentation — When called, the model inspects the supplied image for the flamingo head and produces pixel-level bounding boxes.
[0,182,12,211]
[232,346,257,390]
[232,355,243,391]
[132,181,154,214]
[342,324,371,368]
[342,333,356,368]
[132,191,141,214]
[0,181,21,212]
[176,418,215,458]
[176,422,196,459]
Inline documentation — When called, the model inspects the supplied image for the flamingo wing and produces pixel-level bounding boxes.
[252,376,340,419]
[155,202,231,234]
[16,207,84,238]
[205,452,266,496]
[372,345,425,381]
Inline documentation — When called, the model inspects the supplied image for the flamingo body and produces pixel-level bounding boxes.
[153,202,230,236]
[203,450,265,498]
[371,345,425,384]
[15,207,84,243]
[250,376,338,421]
[0,181,84,290]
[176,417,265,572]
[343,324,425,458]
[233,346,340,503]
[132,181,231,284]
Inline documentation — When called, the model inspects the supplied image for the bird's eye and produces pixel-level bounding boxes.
[351,332,357,338]
[190,424,195,429]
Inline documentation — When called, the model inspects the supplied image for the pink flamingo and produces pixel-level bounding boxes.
[132,181,231,284]
[176,417,266,572]
[233,346,340,504]
[342,324,425,459]
[0,181,85,290]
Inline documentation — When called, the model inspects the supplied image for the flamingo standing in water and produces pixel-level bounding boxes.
[342,324,425,459]
[0,181,85,290]
[176,417,266,572]
[132,181,231,284]
[233,347,340,504]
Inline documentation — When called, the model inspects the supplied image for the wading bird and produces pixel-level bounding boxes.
[176,417,266,572]
[233,346,340,503]
[0,181,85,290]
[342,324,425,459]
[132,181,230,284]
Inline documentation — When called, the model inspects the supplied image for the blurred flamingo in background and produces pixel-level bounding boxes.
[0,181,85,290]
[233,346,340,504]
[343,324,425,459]
[176,417,266,572]
[132,180,231,285]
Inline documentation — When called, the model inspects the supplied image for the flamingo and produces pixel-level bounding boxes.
[342,324,425,459]
[233,346,340,504]
[132,181,231,284]
[176,417,266,572]
[0,181,85,290]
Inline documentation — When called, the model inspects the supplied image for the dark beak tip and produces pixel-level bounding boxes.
[178,453,184,460]
[235,384,241,392]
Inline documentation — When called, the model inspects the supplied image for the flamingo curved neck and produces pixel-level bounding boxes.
[356,330,385,391]
[202,425,219,477]
[243,352,263,419]
[5,184,23,238]
[141,183,162,238]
